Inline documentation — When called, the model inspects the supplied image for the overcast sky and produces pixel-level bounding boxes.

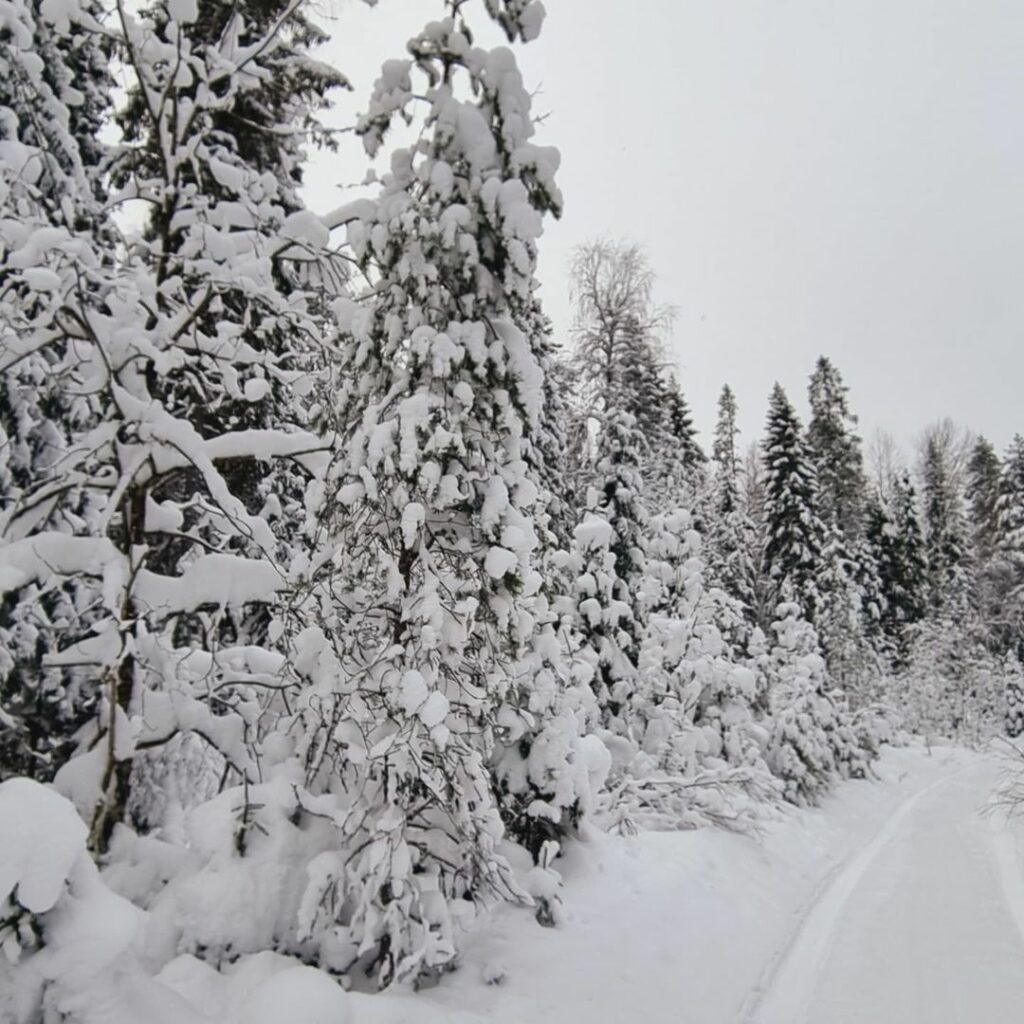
[307,0,1024,464]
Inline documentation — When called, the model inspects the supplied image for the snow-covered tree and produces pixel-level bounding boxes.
[292,7,572,985]
[1005,655,1024,738]
[807,356,867,541]
[898,615,1003,745]
[701,387,758,620]
[564,409,648,727]
[656,375,706,503]
[997,435,1024,657]
[712,385,739,507]
[0,0,344,861]
[0,0,118,784]
[920,428,971,615]
[762,604,871,804]
[866,473,927,659]
[761,383,827,624]
[968,436,1003,561]
[569,239,671,415]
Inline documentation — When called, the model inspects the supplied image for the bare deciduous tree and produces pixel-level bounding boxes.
[569,239,675,405]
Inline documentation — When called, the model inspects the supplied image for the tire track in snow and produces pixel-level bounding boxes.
[987,802,1024,951]
[739,772,954,1024]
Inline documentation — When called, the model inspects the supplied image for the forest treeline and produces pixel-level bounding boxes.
[0,0,1021,1009]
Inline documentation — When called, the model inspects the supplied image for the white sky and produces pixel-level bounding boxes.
[306,0,1024,463]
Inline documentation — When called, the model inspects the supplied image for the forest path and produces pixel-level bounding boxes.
[747,755,1024,1024]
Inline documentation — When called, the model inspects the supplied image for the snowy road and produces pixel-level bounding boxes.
[345,749,1024,1024]
[750,757,1024,1024]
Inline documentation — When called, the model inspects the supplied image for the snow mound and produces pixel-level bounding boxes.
[0,777,87,913]
[238,965,352,1024]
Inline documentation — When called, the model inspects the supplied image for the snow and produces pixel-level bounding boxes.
[750,752,1024,1023]
[166,0,198,23]
[0,778,86,914]
[37,0,80,30]
[336,745,1000,1024]
[484,545,518,579]
[282,209,330,250]
[134,554,283,613]
[7,746,1024,1024]
[237,966,352,1024]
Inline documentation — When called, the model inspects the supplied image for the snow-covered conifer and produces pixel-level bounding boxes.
[920,430,971,615]
[761,383,827,623]
[866,473,927,659]
[806,356,867,541]
[296,7,567,984]
[762,603,871,804]
[0,0,111,781]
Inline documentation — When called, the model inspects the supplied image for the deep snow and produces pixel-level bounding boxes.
[7,744,1023,1023]
[340,745,1001,1024]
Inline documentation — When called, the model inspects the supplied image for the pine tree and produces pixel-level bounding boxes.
[806,356,867,541]
[761,383,827,623]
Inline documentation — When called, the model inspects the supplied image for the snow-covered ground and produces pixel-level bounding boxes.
[338,744,1021,1024]
[8,743,1023,1023]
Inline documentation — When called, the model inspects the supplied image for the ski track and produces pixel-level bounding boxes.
[740,771,956,1024]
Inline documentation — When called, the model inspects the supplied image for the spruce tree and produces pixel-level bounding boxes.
[661,375,706,472]
[0,0,111,780]
[297,7,570,984]
[568,409,648,726]
[968,436,1003,561]
[866,474,927,660]
[761,383,827,623]
[969,435,1013,649]
[998,435,1024,657]
[921,431,971,614]
[712,384,740,510]
[806,356,867,541]
[703,384,758,619]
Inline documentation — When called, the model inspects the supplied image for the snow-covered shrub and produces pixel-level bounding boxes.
[761,603,874,805]
[896,615,1006,745]
[0,778,155,1024]
[277,10,572,986]
[592,511,780,833]
[491,583,606,860]
[1006,657,1024,738]
[0,777,356,1024]
[562,511,640,731]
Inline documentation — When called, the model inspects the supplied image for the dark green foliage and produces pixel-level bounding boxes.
[806,356,867,541]
[761,383,826,623]
[865,474,927,659]
[920,432,970,614]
